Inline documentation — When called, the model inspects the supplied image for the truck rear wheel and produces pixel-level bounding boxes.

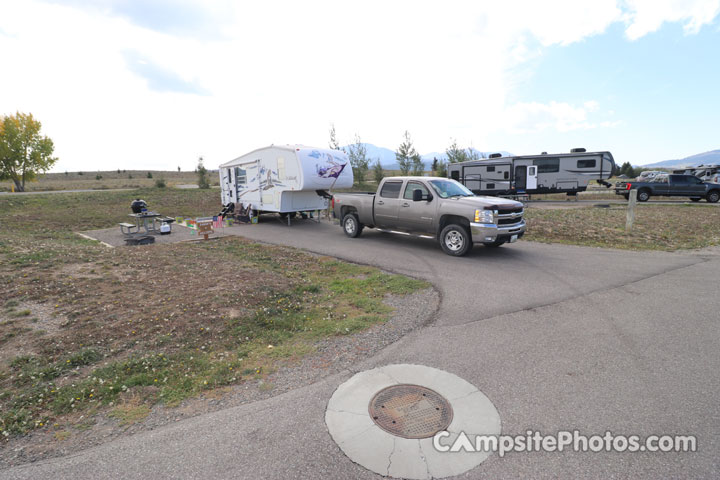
[637,190,650,202]
[440,224,472,256]
[707,191,720,203]
[342,213,363,238]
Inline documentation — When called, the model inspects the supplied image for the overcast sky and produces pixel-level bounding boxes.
[1,0,719,172]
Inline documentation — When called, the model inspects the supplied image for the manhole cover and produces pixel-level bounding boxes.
[368,384,453,439]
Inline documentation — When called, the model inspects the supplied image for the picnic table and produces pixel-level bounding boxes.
[119,212,174,236]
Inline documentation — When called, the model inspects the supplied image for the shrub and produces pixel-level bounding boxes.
[155,178,166,188]
[147,172,153,179]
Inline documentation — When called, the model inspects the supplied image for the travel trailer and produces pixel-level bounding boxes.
[447,148,616,196]
[219,145,353,217]
[673,164,720,182]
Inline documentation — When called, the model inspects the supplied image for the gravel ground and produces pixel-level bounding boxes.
[0,287,439,467]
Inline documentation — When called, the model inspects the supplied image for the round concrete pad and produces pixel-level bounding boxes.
[325,364,501,479]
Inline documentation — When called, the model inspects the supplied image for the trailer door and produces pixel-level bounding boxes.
[527,166,538,189]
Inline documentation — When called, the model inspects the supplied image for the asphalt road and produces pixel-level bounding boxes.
[5,220,719,479]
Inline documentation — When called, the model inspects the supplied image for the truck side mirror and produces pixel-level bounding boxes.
[412,189,423,202]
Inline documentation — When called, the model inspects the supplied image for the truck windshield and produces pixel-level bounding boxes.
[428,179,474,198]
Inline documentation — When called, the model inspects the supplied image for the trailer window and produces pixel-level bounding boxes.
[380,181,402,198]
[577,159,596,168]
[450,170,460,181]
[533,158,560,173]
[235,167,247,186]
[486,166,495,172]
[403,181,429,199]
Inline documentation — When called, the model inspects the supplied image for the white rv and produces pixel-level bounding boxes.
[219,145,353,216]
[447,148,616,196]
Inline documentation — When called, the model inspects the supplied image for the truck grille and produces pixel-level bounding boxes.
[497,207,524,226]
[497,207,523,215]
[498,217,522,226]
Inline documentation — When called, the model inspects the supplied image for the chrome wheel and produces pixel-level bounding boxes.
[444,229,465,252]
[344,216,356,235]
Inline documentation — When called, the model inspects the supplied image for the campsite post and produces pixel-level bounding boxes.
[625,189,637,232]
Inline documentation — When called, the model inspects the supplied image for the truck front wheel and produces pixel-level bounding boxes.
[707,191,720,203]
[637,190,650,202]
[440,224,472,256]
[342,213,363,238]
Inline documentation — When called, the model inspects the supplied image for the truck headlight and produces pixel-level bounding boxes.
[474,209,495,224]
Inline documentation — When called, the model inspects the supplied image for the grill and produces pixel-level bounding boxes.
[368,384,453,439]
[497,206,523,215]
[498,217,522,226]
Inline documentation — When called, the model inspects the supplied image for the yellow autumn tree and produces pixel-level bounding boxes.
[0,112,57,192]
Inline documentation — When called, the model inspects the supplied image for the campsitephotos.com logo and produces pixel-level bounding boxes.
[433,430,697,457]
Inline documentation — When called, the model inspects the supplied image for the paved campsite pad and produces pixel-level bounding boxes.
[80,224,228,247]
[326,364,501,479]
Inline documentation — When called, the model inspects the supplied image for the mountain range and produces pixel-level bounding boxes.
[641,149,720,168]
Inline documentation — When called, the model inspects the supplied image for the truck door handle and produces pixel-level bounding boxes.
[401,202,410,207]
[377,201,384,205]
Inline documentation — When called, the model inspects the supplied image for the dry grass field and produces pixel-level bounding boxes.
[0,170,219,192]
[524,204,720,250]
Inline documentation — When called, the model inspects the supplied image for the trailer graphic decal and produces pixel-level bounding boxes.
[309,150,348,179]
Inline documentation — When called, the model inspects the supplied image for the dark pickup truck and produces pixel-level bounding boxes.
[614,174,720,203]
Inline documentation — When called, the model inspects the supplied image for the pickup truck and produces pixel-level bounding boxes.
[614,174,720,203]
[332,176,526,256]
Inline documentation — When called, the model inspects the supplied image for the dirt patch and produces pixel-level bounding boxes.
[0,301,67,364]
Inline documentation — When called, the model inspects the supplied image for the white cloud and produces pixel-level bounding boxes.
[0,0,717,172]
[623,0,720,39]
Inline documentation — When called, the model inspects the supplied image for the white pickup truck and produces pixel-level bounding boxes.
[332,176,526,256]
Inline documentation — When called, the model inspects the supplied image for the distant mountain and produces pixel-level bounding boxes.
[341,143,512,170]
[643,149,720,168]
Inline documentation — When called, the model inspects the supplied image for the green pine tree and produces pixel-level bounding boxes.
[396,131,419,175]
[372,159,384,184]
[347,134,370,186]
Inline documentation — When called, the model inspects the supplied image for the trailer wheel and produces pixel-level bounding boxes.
[439,224,472,256]
[690,197,702,202]
[637,189,650,202]
[707,190,720,203]
[342,213,363,238]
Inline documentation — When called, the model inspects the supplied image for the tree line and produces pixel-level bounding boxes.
[329,124,483,186]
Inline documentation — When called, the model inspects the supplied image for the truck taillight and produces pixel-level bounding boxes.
[626,183,632,190]
[331,197,335,208]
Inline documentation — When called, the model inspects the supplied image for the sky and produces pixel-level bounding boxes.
[1,0,719,172]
